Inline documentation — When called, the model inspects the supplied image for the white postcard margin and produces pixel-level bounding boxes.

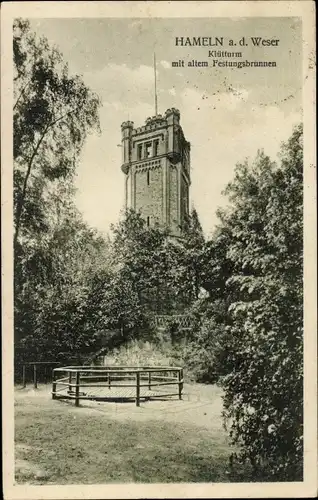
[1,1,316,499]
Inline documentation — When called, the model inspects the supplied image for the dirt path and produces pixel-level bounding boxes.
[15,383,224,429]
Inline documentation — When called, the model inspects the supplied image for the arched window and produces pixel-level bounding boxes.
[153,139,159,156]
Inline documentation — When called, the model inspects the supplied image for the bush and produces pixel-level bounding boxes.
[104,339,184,369]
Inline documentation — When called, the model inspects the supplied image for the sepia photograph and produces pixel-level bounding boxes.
[1,1,316,499]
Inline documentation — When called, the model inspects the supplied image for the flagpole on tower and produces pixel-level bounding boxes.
[154,52,158,116]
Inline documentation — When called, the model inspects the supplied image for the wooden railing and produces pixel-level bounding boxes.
[52,366,184,407]
[18,361,61,388]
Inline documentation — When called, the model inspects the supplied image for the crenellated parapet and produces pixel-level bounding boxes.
[131,116,167,136]
[146,114,163,124]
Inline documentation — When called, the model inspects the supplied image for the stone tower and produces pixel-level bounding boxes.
[121,108,191,237]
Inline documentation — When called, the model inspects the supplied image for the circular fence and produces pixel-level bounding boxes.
[52,366,184,407]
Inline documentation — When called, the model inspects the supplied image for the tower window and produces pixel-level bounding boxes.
[145,142,152,158]
[153,139,159,156]
[147,216,150,227]
[137,144,143,160]
[147,170,150,185]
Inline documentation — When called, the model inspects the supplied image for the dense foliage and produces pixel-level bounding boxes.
[105,208,206,339]
[14,180,112,364]
[196,126,303,480]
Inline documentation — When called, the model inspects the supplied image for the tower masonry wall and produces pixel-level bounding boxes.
[135,166,163,226]
[121,109,190,236]
[169,165,179,233]
[181,175,189,222]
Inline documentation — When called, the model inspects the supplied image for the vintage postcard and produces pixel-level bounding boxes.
[1,1,317,499]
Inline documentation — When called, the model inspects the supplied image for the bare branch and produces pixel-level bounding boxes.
[14,122,51,245]
[14,81,31,111]
[48,107,80,128]
[14,107,81,245]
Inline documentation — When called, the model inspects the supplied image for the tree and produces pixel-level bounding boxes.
[13,18,101,245]
[180,207,206,301]
[107,209,207,342]
[13,19,103,363]
[15,182,113,363]
[110,210,168,330]
[181,221,236,382]
[213,125,303,480]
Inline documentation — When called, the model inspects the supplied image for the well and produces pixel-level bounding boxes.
[52,366,184,407]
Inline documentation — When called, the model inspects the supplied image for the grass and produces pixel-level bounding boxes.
[14,384,251,485]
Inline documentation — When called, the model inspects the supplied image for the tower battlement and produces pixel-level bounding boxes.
[131,118,166,135]
[165,107,180,118]
[121,120,134,130]
[146,114,164,123]
[121,108,191,237]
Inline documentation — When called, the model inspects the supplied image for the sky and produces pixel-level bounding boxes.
[30,17,302,237]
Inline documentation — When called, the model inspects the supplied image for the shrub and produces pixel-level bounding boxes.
[105,339,184,369]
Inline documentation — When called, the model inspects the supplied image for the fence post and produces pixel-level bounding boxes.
[148,371,152,391]
[52,370,56,400]
[108,371,111,389]
[33,364,37,389]
[68,371,72,394]
[22,365,26,388]
[178,368,183,400]
[136,371,140,407]
[75,370,80,407]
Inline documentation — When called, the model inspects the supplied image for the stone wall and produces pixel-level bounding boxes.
[180,175,189,226]
[135,166,163,227]
[169,164,179,232]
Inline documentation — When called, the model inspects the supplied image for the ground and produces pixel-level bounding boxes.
[15,383,250,484]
